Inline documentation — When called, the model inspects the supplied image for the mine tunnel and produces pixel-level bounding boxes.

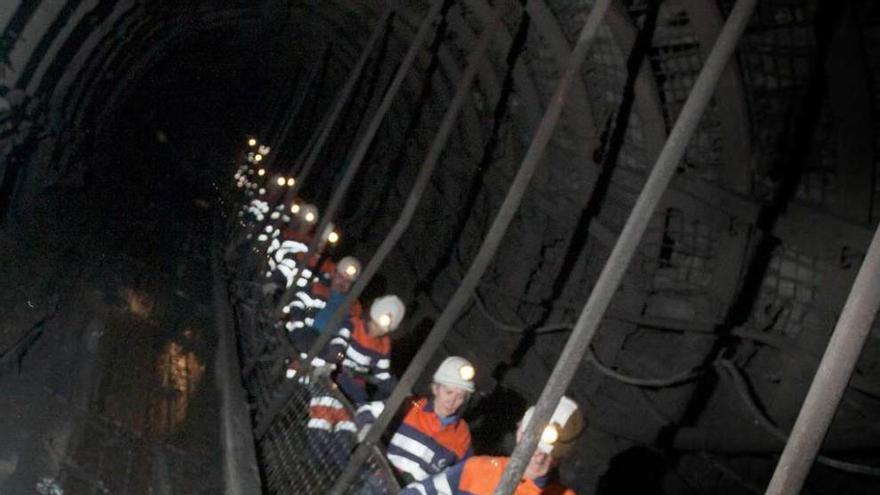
[2,0,880,494]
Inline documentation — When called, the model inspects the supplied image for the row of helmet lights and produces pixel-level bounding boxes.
[242,171,563,448]
[239,137,342,245]
[241,139,297,187]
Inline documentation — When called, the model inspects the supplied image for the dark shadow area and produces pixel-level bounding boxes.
[597,447,673,495]
[415,9,531,297]
[658,0,843,449]
[0,23,318,494]
[465,386,528,455]
[344,0,456,237]
[304,14,397,207]
[491,0,660,384]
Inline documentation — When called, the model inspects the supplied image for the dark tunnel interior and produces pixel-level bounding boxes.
[3,1,880,494]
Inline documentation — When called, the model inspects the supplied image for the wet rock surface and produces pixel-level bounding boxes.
[0,142,223,494]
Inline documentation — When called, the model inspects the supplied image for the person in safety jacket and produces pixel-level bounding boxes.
[285,256,363,352]
[238,145,270,210]
[295,261,367,470]
[252,178,288,245]
[401,396,585,495]
[356,356,476,485]
[271,221,340,306]
[304,388,359,468]
[333,295,404,405]
[279,202,319,243]
[264,203,319,291]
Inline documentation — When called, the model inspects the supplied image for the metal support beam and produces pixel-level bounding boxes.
[255,4,500,448]
[229,9,394,254]
[255,1,452,437]
[764,216,880,494]
[305,12,501,381]
[280,7,395,205]
[329,0,615,492]
[262,45,326,172]
[493,0,757,492]
[304,0,450,256]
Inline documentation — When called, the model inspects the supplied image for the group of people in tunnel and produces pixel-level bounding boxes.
[228,137,585,494]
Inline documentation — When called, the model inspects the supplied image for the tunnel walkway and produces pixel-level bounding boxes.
[0,159,226,493]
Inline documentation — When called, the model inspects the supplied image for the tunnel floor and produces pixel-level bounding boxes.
[0,138,226,493]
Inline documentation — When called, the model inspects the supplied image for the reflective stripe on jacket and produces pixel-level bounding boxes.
[387,397,472,481]
[400,456,575,495]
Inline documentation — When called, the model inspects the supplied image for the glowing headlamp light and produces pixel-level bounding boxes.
[541,424,560,445]
[254,154,263,162]
[290,203,300,214]
[287,177,295,186]
[257,168,266,176]
[378,313,393,329]
[328,231,340,244]
[248,138,257,147]
[458,364,475,381]
[304,212,316,223]
[276,177,286,186]
[345,265,358,277]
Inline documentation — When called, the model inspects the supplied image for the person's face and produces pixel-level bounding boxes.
[431,383,469,417]
[516,426,558,480]
[331,271,353,293]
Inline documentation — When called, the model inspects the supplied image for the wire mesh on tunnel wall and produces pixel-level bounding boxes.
[256,379,399,495]
[231,285,400,495]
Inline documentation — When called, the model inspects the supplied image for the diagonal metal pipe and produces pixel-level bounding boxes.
[324,0,624,486]
[279,6,396,209]
[261,46,327,173]
[272,0,450,315]
[229,9,394,253]
[303,0,452,257]
[253,0,459,438]
[493,0,757,492]
[254,4,499,445]
[764,204,880,493]
[305,14,502,380]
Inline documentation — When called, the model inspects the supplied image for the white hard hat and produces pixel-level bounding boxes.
[336,256,361,279]
[520,396,585,459]
[432,356,475,393]
[369,295,405,332]
[299,203,318,224]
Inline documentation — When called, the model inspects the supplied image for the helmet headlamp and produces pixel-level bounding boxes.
[541,424,560,445]
[458,364,476,381]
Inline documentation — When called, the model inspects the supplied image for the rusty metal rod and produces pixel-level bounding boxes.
[261,45,327,172]
[232,10,394,260]
[273,0,448,315]
[254,1,449,437]
[764,220,880,492]
[305,14,501,378]
[328,3,620,491]
[304,0,451,256]
[281,7,396,208]
[233,52,325,247]
[493,0,756,492]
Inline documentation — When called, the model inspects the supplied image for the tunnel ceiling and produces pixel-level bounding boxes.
[3,0,880,492]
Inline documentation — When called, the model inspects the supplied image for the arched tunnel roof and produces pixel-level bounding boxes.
[2,0,880,493]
